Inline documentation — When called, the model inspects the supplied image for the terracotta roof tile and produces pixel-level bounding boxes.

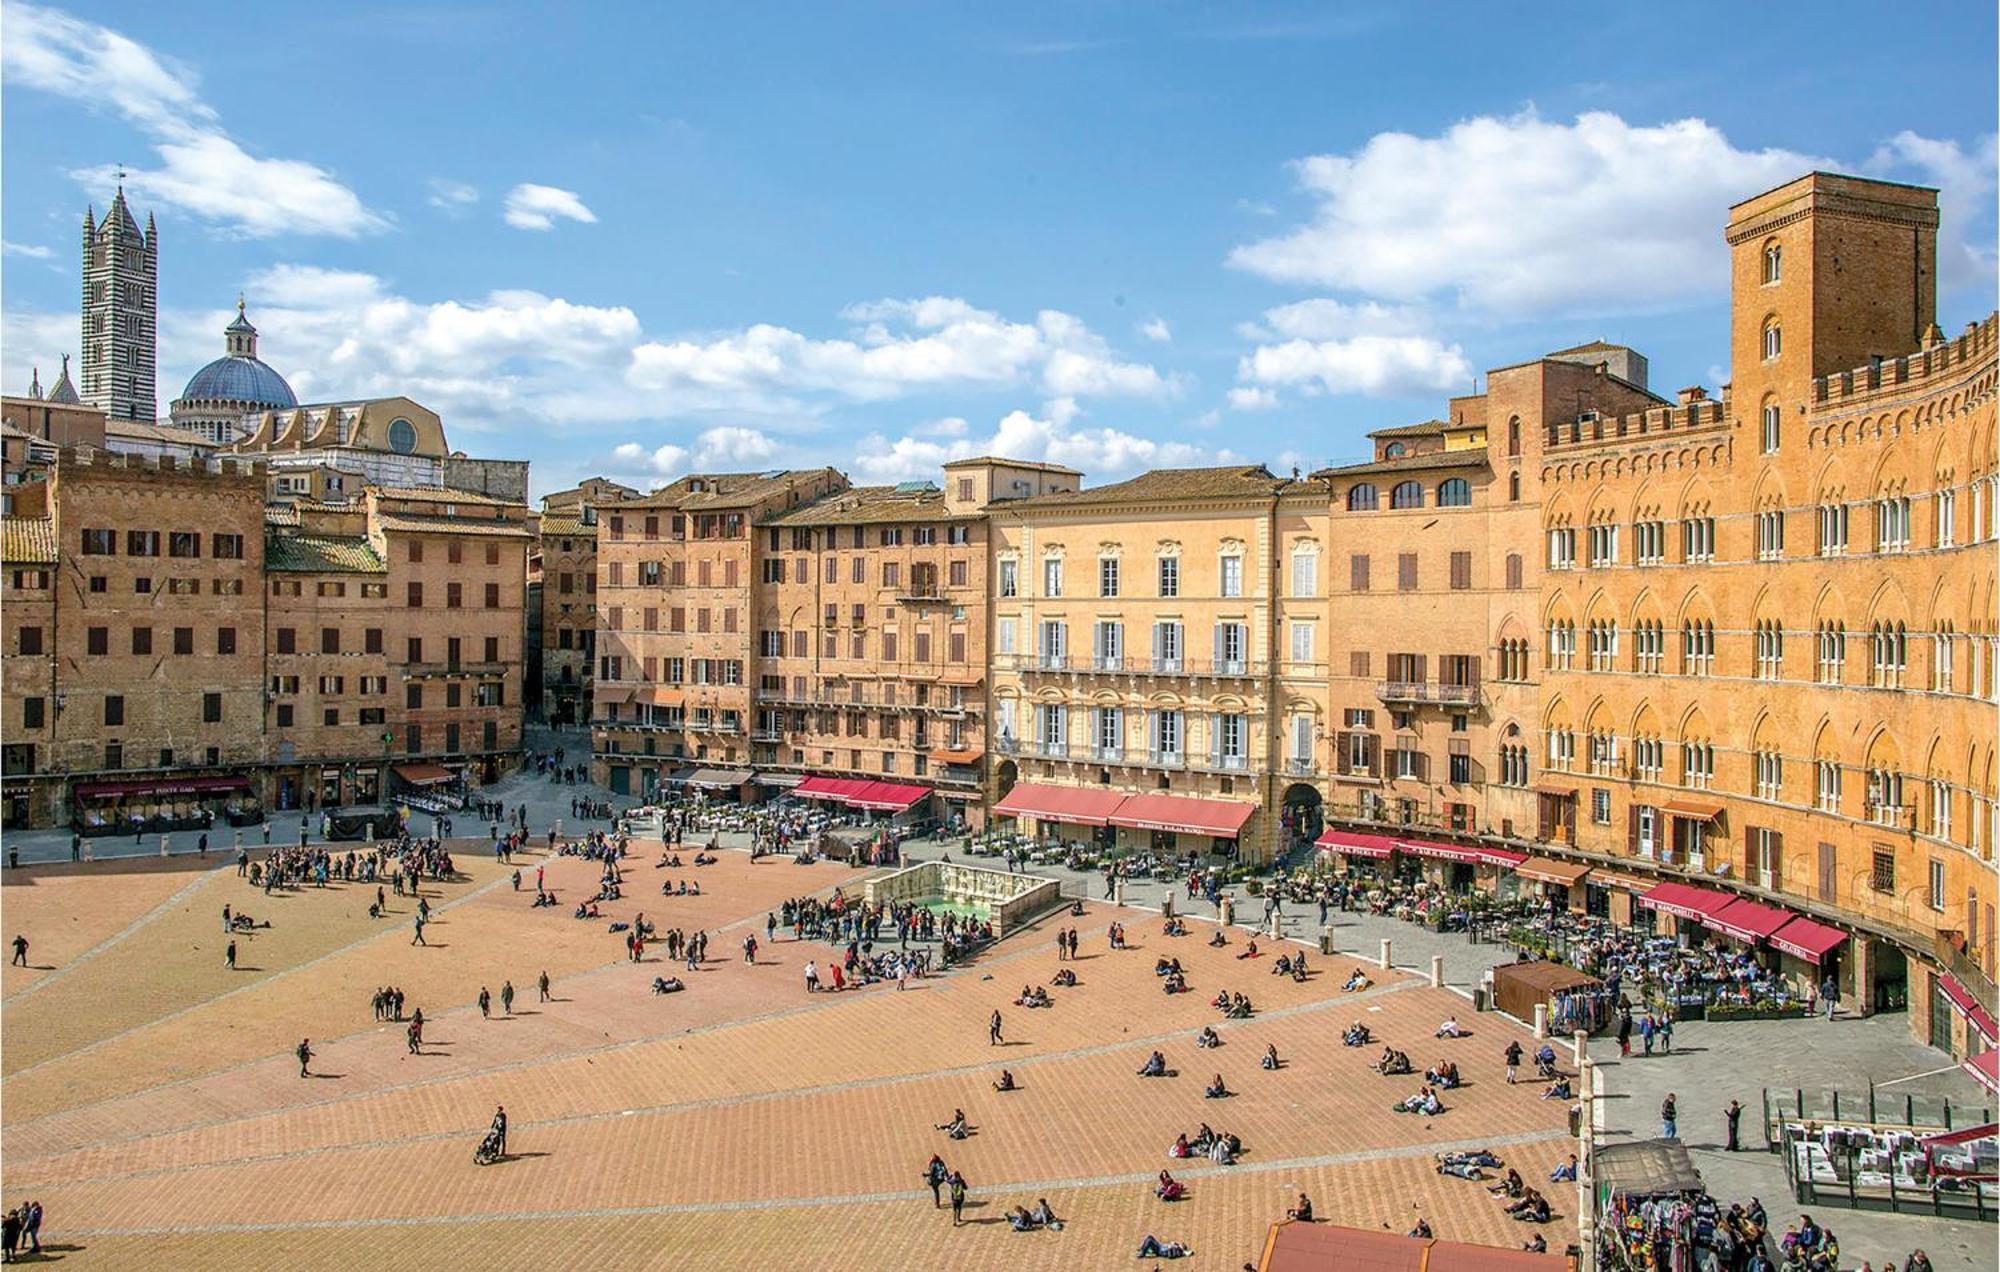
[1,516,56,564]
[374,512,533,539]
[1366,419,1450,440]
[369,485,519,507]
[1006,464,1293,510]
[1314,450,1490,479]
[764,485,972,527]
[264,533,388,574]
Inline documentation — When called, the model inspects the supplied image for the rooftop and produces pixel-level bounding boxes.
[374,512,533,539]
[369,485,519,508]
[1,516,57,564]
[940,455,1082,474]
[1366,419,1451,440]
[616,469,836,511]
[1005,463,1294,511]
[1315,449,1490,480]
[264,533,388,574]
[764,484,974,527]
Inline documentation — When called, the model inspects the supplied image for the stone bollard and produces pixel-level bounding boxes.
[1430,954,1445,988]
[1114,880,1126,907]
[1573,1028,1589,1065]
[365,822,375,843]
[160,835,171,858]
[1319,924,1334,956]
[1267,912,1281,940]
[1378,937,1393,970]
[234,829,243,850]
[1534,1001,1549,1039]
[1220,895,1234,927]
[1161,893,1175,920]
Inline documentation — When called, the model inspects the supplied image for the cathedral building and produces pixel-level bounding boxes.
[79,187,158,423]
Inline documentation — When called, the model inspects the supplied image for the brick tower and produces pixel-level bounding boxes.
[80,186,159,422]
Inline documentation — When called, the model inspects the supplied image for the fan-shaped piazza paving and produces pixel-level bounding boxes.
[1,843,1577,1269]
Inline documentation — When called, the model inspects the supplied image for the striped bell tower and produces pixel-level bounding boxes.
[80,184,160,422]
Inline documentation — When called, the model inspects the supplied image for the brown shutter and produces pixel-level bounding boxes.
[1627,803,1640,857]
[1335,730,1351,773]
[1351,554,1370,591]
[1817,842,1836,902]
[1744,823,1758,883]
[1769,831,1783,891]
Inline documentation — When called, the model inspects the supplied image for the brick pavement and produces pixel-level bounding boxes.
[2,834,1577,1270]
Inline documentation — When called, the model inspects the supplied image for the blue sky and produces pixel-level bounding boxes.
[4,1,1994,497]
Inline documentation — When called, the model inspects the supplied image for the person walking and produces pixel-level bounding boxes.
[538,969,551,1002]
[10,934,26,967]
[924,1154,948,1208]
[989,1009,1003,1046]
[225,939,238,970]
[478,987,492,1019]
[491,1105,508,1157]
[1660,1092,1678,1139]
[412,913,427,946]
[1820,974,1839,1022]
[19,1202,40,1258]
[501,980,515,1015]
[1658,1011,1674,1054]
[1725,1098,1743,1151]
[1504,1039,1523,1085]
[296,1037,314,1078]
[1616,1009,1633,1058]
[948,1170,968,1226]
[3,1205,20,1263]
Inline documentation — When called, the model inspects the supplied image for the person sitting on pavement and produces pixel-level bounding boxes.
[1007,1205,1039,1232]
[1030,1198,1061,1230]
[936,1108,969,1140]
[1162,970,1188,995]
[1155,1170,1186,1201]
[1549,1155,1578,1182]
[1261,1043,1281,1071]
[1195,1025,1221,1049]
[1541,1077,1574,1101]
[993,1069,1017,1093]
[1375,1047,1412,1075]
[1203,1073,1230,1099]
[1393,1086,1444,1115]
[651,975,684,994]
[1168,1133,1193,1159]
[1236,939,1260,960]
[1342,1022,1372,1047]
[1488,1168,1525,1198]
[1436,1016,1465,1038]
[1425,1059,1461,1089]
[1137,1050,1168,1078]
[1343,967,1372,992]
[1207,928,1228,947]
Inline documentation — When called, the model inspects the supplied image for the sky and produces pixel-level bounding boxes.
[3,1,1995,499]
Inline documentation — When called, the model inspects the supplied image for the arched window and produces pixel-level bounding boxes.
[1763,241,1782,284]
[1384,441,1407,458]
[1509,471,1522,502]
[1436,478,1471,507]
[1390,481,1423,509]
[1346,483,1378,512]
[1507,417,1521,458]
[1762,320,1782,361]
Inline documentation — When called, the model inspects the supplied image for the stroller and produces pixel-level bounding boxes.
[474,1128,504,1165]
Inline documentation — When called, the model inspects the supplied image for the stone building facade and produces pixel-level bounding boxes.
[79,189,158,424]
[0,453,532,829]
[537,479,640,726]
[590,469,846,798]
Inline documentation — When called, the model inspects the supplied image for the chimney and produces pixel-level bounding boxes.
[1676,386,1708,405]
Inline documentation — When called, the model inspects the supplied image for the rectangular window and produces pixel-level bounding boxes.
[1291,551,1317,597]
[104,694,125,726]
[998,559,1018,597]
[407,581,423,607]
[1870,849,1895,894]
[485,582,500,608]
[1289,621,1314,663]
[173,627,194,655]
[1397,552,1417,591]
[202,692,222,723]
[1099,557,1120,597]
[217,627,236,655]
[169,530,200,558]
[1043,558,1063,597]
[446,582,462,609]
[127,530,159,557]
[81,528,116,555]
[17,627,43,658]
[996,617,1016,656]
[321,627,341,655]
[1220,555,1243,597]
[130,626,153,655]
[1449,551,1471,590]
[1158,556,1179,597]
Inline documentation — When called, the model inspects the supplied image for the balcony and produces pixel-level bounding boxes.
[894,584,951,604]
[1145,750,1187,771]
[1090,746,1124,763]
[686,717,742,735]
[1282,758,1320,777]
[1001,654,1265,679]
[1375,680,1480,706]
[406,661,508,679]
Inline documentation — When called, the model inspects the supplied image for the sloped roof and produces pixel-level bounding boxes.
[1367,419,1450,440]
[1548,339,1628,356]
[1,516,57,564]
[265,533,387,574]
[618,469,835,511]
[765,484,972,526]
[539,512,594,538]
[375,512,533,539]
[371,485,518,507]
[1315,450,1489,480]
[1006,464,1292,510]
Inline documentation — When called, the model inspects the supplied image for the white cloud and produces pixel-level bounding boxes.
[1238,335,1472,398]
[695,425,776,466]
[629,297,1175,406]
[612,441,689,478]
[0,308,82,397]
[1139,317,1172,342]
[1227,386,1280,411]
[4,1,386,237]
[2,240,54,259]
[1864,131,1998,290]
[503,183,597,231]
[428,179,479,213]
[1237,298,1430,342]
[1230,110,1828,314]
[850,404,1207,484]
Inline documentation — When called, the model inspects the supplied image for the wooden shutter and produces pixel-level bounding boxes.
[1744,823,1758,882]
[1335,730,1352,773]
[1818,842,1836,903]
[1627,804,1640,857]
[1351,554,1370,591]
[1769,831,1783,891]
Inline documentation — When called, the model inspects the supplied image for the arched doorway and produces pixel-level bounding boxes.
[1281,782,1324,851]
[995,760,1018,801]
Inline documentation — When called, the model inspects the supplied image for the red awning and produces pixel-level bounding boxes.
[794,775,863,801]
[1707,896,1794,944]
[1395,836,1484,865]
[1475,845,1529,868]
[1767,915,1849,965]
[991,782,1128,827]
[1107,792,1257,839]
[1940,974,1999,1042]
[845,780,931,812]
[73,775,252,799]
[1314,828,1400,859]
[1516,856,1594,886]
[1963,1050,1999,1094]
[1637,881,1736,924]
[1664,797,1727,820]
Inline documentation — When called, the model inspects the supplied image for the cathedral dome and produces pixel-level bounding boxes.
[175,299,297,410]
[181,354,297,408]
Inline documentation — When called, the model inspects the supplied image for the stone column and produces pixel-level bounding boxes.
[1161,893,1175,920]
[1114,880,1126,907]
[1378,937,1393,970]
[1319,923,1334,956]
[1573,1028,1589,1064]
[1430,954,1445,987]
[1534,1001,1549,1039]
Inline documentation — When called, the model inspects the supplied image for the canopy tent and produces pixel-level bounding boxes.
[1107,792,1257,838]
[1706,895,1794,944]
[1314,828,1399,858]
[1767,915,1849,965]
[1664,797,1726,820]
[1255,1220,1571,1272]
[1515,856,1593,886]
[1595,1137,1704,1198]
[1939,974,1999,1043]
[685,768,753,791]
[755,773,803,788]
[1491,958,1603,1025]
[991,782,1127,827]
[794,775,869,802]
[1394,836,1486,865]
[1959,1053,1999,1096]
